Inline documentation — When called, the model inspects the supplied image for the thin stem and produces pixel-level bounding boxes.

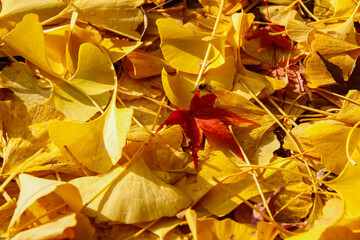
[0,46,18,62]
[2,190,13,203]
[213,177,294,236]
[283,0,300,12]
[226,164,328,184]
[146,95,167,144]
[240,82,302,153]
[123,219,160,240]
[41,4,74,25]
[244,0,262,13]
[267,96,298,127]
[13,203,67,233]
[193,0,225,90]
[141,95,176,111]
[0,149,45,194]
[241,82,318,192]
[316,88,360,108]
[229,126,275,221]
[82,143,145,209]
[273,171,332,217]
[116,96,153,135]
[298,0,320,21]
[63,146,92,176]
[268,31,287,36]
[345,120,360,165]
[270,96,336,116]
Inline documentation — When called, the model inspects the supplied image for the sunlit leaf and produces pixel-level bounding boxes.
[12,213,95,240]
[8,174,82,230]
[49,97,133,173]
[3,14,64,76]
[157,18,225,74]
[71,157,192,223]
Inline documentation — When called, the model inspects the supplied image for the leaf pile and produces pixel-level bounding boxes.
[1,0,360,239]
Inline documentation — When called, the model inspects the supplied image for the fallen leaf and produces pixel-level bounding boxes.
[305,122,360,174]
[49,97,133,173]
[258,5,304,26]
[0,0,66,29]
[326,162,360,218]
[199,0,249,15]
[158,90,256,168]
[0,62,50,104]
[157,18,225,74]
[200,158,302,216]
[175,150,242,203]
[12,213,95,240]
[162,56,236,110]
[3,14,117,121]
[65,0,145,40]
[335,90,360,125]
[196,218,256,240]
[125,49,174,79]
[71,156,192,223]
[302,32,360,88]
[8,174,82,231]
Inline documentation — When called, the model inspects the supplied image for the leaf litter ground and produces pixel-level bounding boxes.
[1,0,360,239]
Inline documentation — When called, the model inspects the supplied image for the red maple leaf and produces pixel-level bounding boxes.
[157,91,257,169]
[247,25,291,51]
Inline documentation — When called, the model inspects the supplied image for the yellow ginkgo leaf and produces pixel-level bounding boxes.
[70,157,192,223]
[335,90,360,125]
[68,43,114,95]
[2,122,83,176]
[305,122,360,174]
[229,11,255,49]
[124,97,171,142]
[3,14,65,76]
[100,38,142,63]
[302,32,360,88]
[143,125,190,171]
[161,69,196,110]
[117,74,163,100]
[213,88,277,159]
[125,49,174,79]
[259,5,304,26]
[330,0,357,17]
[144,217,182,240]
[233,63,286,99]
[0,62,50,104]
[318,16,357,45]
[157,18,225,74]
[12,212,96,240]
[8,174,82,230]
[286,20,314,43]
[287,198,346,240]
[49,97,133,173]
[45,42,115,121]
[3,14,116,122]
[0,0,66,26]
[185,209,199,240]
[326,163,360,218]
[43,24,68,74]
[199,0,249,15]
[66,23,141,75]
[175,151,242,203]
[64,0,144,40]
[162,56,235,110]
[196,218,256,240]
[200,159,302,216]
[257,221,280,240]
[44,78,110,122]
[0,100,64,144]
